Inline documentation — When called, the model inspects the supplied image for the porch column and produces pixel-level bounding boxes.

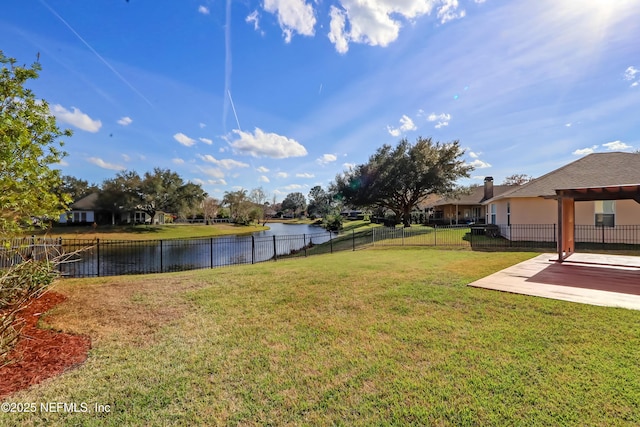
[557,194,575,262]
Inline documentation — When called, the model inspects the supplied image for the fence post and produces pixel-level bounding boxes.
[273,235,278,261]
[210,238,214,268]
[96,238,100,277]
[352,229,355,251]
[160,240,163,273]
[553,224,557,245]
[303,234,307,257]
[251,235,255,264]
[434,224,437,246]
[330,231,333,254]
[602,224,605,249]
[372,228,375,246]
[402,228,405,246]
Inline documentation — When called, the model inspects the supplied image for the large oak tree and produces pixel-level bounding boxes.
[332,137,472,227]
[0,52,71,235]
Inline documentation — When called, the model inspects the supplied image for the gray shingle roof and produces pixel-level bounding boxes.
[70,193,100,210]
[485,152,640,203]
[432,184,515,206]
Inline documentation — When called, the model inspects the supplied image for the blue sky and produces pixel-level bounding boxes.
[2,0,639,201]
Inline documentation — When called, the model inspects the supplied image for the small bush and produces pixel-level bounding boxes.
[0,260,58,364]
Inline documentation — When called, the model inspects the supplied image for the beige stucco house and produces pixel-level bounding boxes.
[482,152,640,242]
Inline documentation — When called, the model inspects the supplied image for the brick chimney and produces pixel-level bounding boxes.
[484,176,494,201]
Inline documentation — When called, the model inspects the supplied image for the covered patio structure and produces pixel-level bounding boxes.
[468,184,640,309]
[555,184,640,262]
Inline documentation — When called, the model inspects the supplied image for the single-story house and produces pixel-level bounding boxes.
[59,193,166,225]
[430,178,515,224]
[59,193,107,225]
[482,152,640,241]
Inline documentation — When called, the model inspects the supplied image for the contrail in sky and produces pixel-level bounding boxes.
[223,0,233,131]
[39,0,154,107]
[227,90,241,131]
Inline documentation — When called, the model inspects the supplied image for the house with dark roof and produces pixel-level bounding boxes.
[429,177,515,224]
[58,193,103,225]
[482,152,640,239]
[59,193,166,225]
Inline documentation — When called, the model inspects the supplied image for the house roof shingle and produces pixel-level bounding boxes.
[70,193,100,210]
[484,152,640,203]
[431,184,515,207]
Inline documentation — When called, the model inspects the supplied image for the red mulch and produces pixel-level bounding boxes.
[0,292,91,399]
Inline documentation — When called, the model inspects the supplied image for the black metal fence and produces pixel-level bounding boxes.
[2,224,640,278]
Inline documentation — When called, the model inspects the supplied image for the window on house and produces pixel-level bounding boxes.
[595,200,615,227]
[490,204,496,225]
[507,202,511,226]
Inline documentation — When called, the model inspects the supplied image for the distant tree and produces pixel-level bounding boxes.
[223,189,252,224]
[60,175,100,202]
[249,187,269,223]
[502,174,533,186]
[202,197,221,223]
[307,185,332,218]
[281,192,307,217]
[332,137,472,227]
[0,51,72,234]
[99,168,206,223]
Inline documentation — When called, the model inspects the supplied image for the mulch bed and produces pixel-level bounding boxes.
[0,292,91,399]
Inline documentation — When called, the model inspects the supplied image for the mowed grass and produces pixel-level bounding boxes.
[30,223,268,241]
[3,248,640,426]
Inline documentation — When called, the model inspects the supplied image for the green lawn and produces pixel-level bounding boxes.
[3,248,640,426]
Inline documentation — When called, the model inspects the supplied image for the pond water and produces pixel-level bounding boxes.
[255,222,325,237]
[61,222,334,278]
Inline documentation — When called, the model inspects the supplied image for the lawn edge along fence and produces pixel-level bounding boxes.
[3,224,639,277]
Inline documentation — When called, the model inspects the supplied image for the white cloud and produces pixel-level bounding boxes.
[437,0,466,24]
[276,172,289,178]
[199,122,206,128]
[427,112,452,129]
[469,151,480,159]
[198,154,250,169]
[230,128,308,158]
[469,159,491,169]
[198,5,210,15]
[317,153,337,165]
[122,154,131,162]
[283,184,304,190]
[632,82,639,88]
[256,166,270,173]
[52,105,101,133]
[174,132,196,147]
[328,6,349,54]
[87,157,125,171]
[259,175,271,183]
[342,162,356,170]
[246,10,261,31]
[199,137,213,145]
[603,140,632,151]
[572,145,598,155]
[56,159,69,167]
[327,0,466,53]
[263,0,316,43]
[117,116,132,126]
[172,158,185,164]
[296,173,315,178]
[624,66,639,81]
[387,114,417,136]
[198,167,226,179]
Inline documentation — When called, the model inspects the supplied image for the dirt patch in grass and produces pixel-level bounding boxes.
[44,276,206,347]
[0,292,91,399]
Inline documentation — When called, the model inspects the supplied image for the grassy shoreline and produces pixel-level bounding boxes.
[27,223,269,241]
[3,247,639,425]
